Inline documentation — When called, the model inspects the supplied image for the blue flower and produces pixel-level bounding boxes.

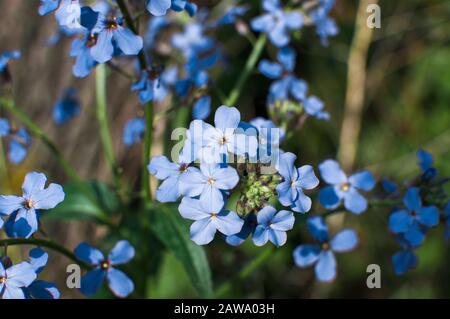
[90,16,143,64]
[226,213,258,246]
[391,235,418,275]
[258,46,308,103]
[444,201,450,241]
[179,163,239,205]
[70,33,98,78]
[210,6,248,27]
[171,0,197,17]
[276,152,319,213]
[8,128,31,164]
[193,95,211,120]
[24,248,60,299]
[388,187,439,247]
[0,261,36,299]
[417,149,437,180]
[53,88,81,124]
[145,17,169,49]
[39,0,59,16]
[251,0,303,47]
[148,154,193,203]
[253,206,295,247]
[0,118,10,137]
[309,0,338,46]
[179,196,243,245]
[55,0,82,29]
[381,178,398,195]
[0,50,21,73]
[303,96,329,120]
[318,159,376,214]
[293,216,358,282]
[197,105,258,163]
[75,240,135,298]
[172,23,213,59]
[123,118,145,146]
[146,0,172,16]
[131,70,159,104]
[0,172,65,237]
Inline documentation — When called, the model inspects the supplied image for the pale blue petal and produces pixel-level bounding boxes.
[307,216,329,242]
[107,268,134,298]
[31,184,65,210]
[403,187,422,211]
[108,240,135,266]
[349,171,376,192]
[330,229,358,252]
[343,188,367,214]
[319,159,347,185]
[293,244,321,267]
[113,27,143,55]
[214,105,240,131]
[315,251,336,282]
[74,243,104,265]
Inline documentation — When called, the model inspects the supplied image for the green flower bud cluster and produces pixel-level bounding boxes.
[236,164,282,217]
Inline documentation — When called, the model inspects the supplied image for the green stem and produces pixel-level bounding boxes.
[215,247,274,298]
[225,34,267,106]
[0,97,81,183]
[95,64,120,191]
[0,238,91,269]
[142,101,154,204]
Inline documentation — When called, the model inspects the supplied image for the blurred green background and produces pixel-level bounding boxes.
[1,0,450,298]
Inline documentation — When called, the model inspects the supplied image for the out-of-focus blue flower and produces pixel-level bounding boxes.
[391,235,418,275]
[148,153,193,203]
[39,0,59,16]
[24,248,60,299]
[123,118,145,146]
[388,187,439,247]
[197,105,258,163]
[318,159,376,214]
[179,163,239,205]
[252,206,294,247]
[417,149,437,180]
[8,128,31,164]
[90,16,143,63]
[309,0,338,46]
[70,33,98,78]
[210,6,248,27]
[193,95,211,120]
[131,70,159,104]
[171,0,197,17]
[276,152,319,213]
[53,88,81,124]
[0,50,21,73]
[75,240,135,298]
[0,172,65,238]
[259,47,307,102]
[172,23,214,59]
[251,0,303,47]
[55,0,82,29]
[0,118,10,137]
[381,178,398,194]
[303,96,329,120]
[146,0,171,16]
[0,261,36,299]
[293,216,358,282]
[179,196,243,245]
[145,17,169,49]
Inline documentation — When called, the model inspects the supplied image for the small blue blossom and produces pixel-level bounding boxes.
[293,216,358,282]
[172,23,214,59]
[145,17,170,49]
[276,152,319,213]
[171,0,197,17]
[0,118,10,137]
[148,153,193,203]
[444,201,450,241]
[417,149,437,180]
[24,248,60,299]
[303,96,329,120]
[75,240,135,298]
[193,95,211,120]
[55,0,82,29]
[146,0,172,16]
[258,46,308,103]
[90,16,143,64]
[70,33,98,78]
[179,163,239,205]
[253,206,295,247]
[123,118,145,146]
[8,128,31,165]
[0,172,65,238]
[196,105,258,163]
[0,261,36,299]
[309,0,338,46]
[53,88,81,124]
[388,187,439,247]
[391,235,418,275]
[179,196,244,245]
[131,70,160,104]
[318,159,376,214]
[0,50,21,74]
[251,0,303,47]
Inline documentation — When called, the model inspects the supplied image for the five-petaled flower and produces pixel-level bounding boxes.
[0,261,36,299]
[276,152,319,213]
[253,206,295,247]
[0,172,65,237]
[318,159,375,214]
[75,240,135,298]
[293,216,358,282]
[179,196,244,245]
[388,187,439,247]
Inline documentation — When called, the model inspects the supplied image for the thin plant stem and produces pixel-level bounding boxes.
[95,64,121,192]
[0,238,92,269]
[225,34,267,106]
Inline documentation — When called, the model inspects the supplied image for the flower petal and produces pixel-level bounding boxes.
[107,268,134,298]
[330,229,358,252]
[318,186,340,210]
[22,172,47,198]
[214,105,240,131]
[417,206,439,227]
[108,240,135,266]
[388,209,412,233]
[31,184,65,210]
[315,250,336,282]
[214,210,244,236]
[74,242,104,265]
[113,27,143,55]
[343,188,367,214]
[318,159,347,185]
[293,244,321,267]
[190,218,217,245]
[349,170,376,192]
[0,195,24,216]
[307,216,329,242]
[80,268,106,296]
[403,187,422,211]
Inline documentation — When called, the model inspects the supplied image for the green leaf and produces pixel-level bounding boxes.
[149,205,213,298]
[43,181,117,222]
